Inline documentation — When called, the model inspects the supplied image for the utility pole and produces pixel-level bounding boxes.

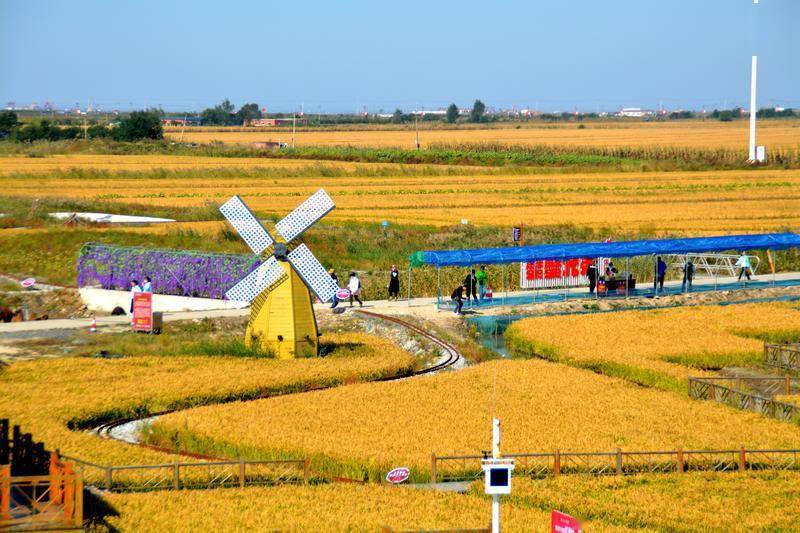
[414,112,420,150]
[292,110,296,148]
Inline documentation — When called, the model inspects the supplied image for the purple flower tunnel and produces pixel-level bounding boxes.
[77,242,260,300]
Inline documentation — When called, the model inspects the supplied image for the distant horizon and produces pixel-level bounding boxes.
[2,0,798,114]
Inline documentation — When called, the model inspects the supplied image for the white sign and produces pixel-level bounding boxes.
[385,467,410,484]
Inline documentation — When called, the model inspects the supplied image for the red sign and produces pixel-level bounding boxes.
[525,259,591,281]
[551,510,581,533]
[385,467,410,484]
[132,292,153,332]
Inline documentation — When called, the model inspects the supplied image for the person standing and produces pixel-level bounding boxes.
[656,256,667,292]
[464,269,478,305]
[682,259,694,292]
[476,266,488,301]
[129,279,142,324]
[329,269,340,309]
[387,265,400,300]
[142,276,152,293]
[451,284,466,315]
[348,272,363,307]
[736,252,752,281]
[586,261,598,294]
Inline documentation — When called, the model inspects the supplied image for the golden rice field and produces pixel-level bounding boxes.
[0,332,413,467]
[2,156,800,232]
[101,470,800,532]
[101,484,562,533]
[505,301,800,385]
[167,120,800,150]
[147,357,800,482]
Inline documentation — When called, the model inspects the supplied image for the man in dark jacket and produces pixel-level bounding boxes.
[682,259,694,292]
[655,256,668,292]
[451,285,467,315]
[586,261,598,294]
[464,269,478,305]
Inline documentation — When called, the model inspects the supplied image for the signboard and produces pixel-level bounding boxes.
[132,292,153,332]
[385,467,410,484]
[336,288,351,300]
[520,259,592,290]
[551,510,582,533]
[512,226,522,243]
[20,278,36,288]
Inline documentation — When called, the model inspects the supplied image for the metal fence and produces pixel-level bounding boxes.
[59,453,308,492]
[688,376,800,422]
[430,447,800,483]
[765,343,800,372]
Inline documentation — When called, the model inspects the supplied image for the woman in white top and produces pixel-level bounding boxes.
[347,272,363,307]
[129,279,142,320]
[735,252,752,281]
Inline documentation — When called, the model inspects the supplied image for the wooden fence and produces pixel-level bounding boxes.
[688,377,800,422]
[59,453,309,492]
[430,447,800,483]
[765,343,800,372]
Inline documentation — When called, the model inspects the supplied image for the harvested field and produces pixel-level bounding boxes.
[3,165,800,232]
[167,120,800,150]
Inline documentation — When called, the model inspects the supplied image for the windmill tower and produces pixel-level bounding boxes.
[220,190,339,358]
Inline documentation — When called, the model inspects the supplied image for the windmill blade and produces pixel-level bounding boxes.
[286,243,339,303]
[275,189,335,243]
[220,195,274,255]
[225,256,286,303]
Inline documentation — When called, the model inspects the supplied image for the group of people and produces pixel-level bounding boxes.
[327,264,403,309]
[451,266,492,315]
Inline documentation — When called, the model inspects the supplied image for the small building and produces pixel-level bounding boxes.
[617,108,654,118]
[161,117,202,127]
[245,118,307,127]
[252,141,287,149]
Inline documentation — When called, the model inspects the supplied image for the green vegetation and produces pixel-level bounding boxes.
[1,110,163,143]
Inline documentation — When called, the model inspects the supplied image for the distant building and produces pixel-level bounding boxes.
[245,118,306,127]
[161,117,202,127]
[617,107,654,118]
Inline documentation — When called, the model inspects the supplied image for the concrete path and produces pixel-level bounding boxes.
[1,272,797,335]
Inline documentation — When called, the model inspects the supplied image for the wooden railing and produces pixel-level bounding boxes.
[1,457,83,530]
[765,343,800,372]
[59,453,309,492]
[430,447,800,483]
[688,376,800,422]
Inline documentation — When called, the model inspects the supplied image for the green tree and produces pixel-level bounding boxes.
[112,110,163,141]
[470,99,486,123]
[391,108,404,124]
[0,110,18,136]
[445,103,459,124]
[235,103,262,125]
[201,99,237,125]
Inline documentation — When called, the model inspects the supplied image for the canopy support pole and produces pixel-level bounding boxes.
[562,259,567,302]
[407,262,412,306]
[771,250,776,287]
[595,257,599,301]
[625,257,630,299]
[683,253,688,294]
[436,266,441,309]
[503,264,507,306]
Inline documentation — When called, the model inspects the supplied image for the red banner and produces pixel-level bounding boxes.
[525,259,591,280]
[551,510,582,533]
[132,292,153,332]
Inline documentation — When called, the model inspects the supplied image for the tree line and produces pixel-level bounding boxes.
[0,110,163,142]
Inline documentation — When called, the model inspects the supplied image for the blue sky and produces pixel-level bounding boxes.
[1,0,797,113]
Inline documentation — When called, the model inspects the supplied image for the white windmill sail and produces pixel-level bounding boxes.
[286,244,339,303]
[220,195,274,255]
[275,189,335,243]
[225,256,286,303]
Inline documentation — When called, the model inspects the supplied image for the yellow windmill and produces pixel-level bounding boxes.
[220,190,339,358]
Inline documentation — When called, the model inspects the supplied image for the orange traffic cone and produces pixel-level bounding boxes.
[89,315,97,333]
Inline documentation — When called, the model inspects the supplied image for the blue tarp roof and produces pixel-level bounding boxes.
[412,233,800,268]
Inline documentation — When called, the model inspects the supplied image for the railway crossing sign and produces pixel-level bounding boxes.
[220,189,338,358]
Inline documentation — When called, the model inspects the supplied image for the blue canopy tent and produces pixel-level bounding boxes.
[408,232,800,307]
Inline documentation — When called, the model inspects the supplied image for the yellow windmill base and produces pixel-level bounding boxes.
[245,262,319,359]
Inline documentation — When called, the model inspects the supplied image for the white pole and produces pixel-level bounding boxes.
[492,496,500,533]
[748,55,758,161]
